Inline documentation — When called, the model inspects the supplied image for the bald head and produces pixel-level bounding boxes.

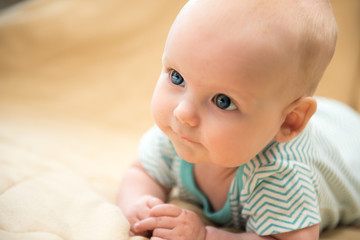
[167,0,337,98]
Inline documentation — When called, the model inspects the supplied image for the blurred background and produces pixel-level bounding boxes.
[0,0,359,132]
[0,0,359,199]
[0,0,187,137]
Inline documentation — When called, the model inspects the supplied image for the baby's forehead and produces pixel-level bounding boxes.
[176,1,299,54]
[177,0,301,52]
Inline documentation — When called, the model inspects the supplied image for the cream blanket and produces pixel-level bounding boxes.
[0,0,359,239]
[0,117,146,240]
[0,143,128,240]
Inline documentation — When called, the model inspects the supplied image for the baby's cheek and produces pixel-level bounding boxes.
[151,99,170,128]
[152,93,178,130]
[205,130,249,167]
[151,94,165,122]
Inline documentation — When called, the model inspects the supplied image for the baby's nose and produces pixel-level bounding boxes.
[173,100,200,127]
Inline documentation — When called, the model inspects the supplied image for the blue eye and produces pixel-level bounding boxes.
[214,94,237,111]
[170,70,185,86]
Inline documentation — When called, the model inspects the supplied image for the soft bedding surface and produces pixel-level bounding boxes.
[0,0,359,239]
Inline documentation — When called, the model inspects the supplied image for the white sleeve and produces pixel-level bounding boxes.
[138,126,177,187]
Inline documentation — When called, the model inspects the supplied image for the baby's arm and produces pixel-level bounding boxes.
[117,160,171,236]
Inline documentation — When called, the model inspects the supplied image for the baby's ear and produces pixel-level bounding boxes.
[275,97,317,143]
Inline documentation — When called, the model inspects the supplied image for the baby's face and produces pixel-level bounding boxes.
[151,0,300,167]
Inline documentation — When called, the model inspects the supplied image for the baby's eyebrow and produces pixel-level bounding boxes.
[161,55,172,68]
[162,55,182,73]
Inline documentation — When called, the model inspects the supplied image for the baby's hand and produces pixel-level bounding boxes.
[124,195,164,237]
[134,204,206,240]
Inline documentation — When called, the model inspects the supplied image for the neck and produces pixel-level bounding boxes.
[195,163,237,179]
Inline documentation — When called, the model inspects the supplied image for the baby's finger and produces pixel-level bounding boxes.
[134,207,151,222]
[134,216,176,232]
[150,204,183,217]
[152,228,173,239]
[146,196,164,209]
[133,196,164,221]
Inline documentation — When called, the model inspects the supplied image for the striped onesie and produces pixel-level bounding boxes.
[139,98,360,235]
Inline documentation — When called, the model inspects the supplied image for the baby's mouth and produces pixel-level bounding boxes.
[172,129,198,144]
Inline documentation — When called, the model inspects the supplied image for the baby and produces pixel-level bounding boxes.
[118,0,360,239]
